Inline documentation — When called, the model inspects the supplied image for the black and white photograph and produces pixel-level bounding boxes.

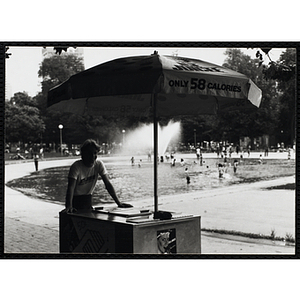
[1,2,299,299]
[3,44,296,256]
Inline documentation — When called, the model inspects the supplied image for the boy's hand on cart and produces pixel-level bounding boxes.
[66,206,77,213]
[118,202,133,208]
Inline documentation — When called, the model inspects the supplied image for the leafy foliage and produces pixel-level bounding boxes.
[263,62,295,81]
[261,48,296,145]
[35,53,86,146]
[10,91,38,107]
[212,49,280,143]
[5,93,45,143]
[38,53,85,97]
[6,48,296,149]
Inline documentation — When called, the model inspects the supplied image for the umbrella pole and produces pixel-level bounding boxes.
[153,94,172,220]
[153,94,158,213]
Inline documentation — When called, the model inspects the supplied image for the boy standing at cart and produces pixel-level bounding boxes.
[65,139,132,213]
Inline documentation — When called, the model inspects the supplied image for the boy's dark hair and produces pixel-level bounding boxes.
[81,139,100,154]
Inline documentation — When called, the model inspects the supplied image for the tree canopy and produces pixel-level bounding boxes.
[264,48,296,145]
[5,92,45,144]
[179,49,280,146]
[6,48,296,150]
[38,53,85,96]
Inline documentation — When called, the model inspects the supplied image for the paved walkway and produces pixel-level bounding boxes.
[4,153,296,255]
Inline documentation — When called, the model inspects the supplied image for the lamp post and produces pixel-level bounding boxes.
[58,124,63,156]
[122,129,126,147]
[199,124,203,149]
[194,129,197,148]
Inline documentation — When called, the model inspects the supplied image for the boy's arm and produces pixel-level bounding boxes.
[101,174,132,208]
[65,177,77,212]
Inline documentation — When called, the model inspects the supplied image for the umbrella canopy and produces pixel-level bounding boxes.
[47,52,262,216]
[48,53,262,117]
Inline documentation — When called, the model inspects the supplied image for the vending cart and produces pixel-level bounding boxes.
[59,207,201,254]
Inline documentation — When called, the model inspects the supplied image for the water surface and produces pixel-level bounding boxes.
[6,157,295,206]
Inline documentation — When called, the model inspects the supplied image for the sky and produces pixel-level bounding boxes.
[5,46,286,99]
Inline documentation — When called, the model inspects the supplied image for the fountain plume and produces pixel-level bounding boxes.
[121,120,181,155]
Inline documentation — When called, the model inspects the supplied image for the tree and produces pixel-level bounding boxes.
[271,49,295,146]
[41,112,90,149]
[223,49,259,79]
[261,48,295,82]
[5,93,45,145]
[82,115,124,145]
[217,48,279,146]
[260,48,296,146]
[37,53,85,146]
[10,91,38,107]
[180,116,211,146]
[37,53,85,113]
[38,53,85,94]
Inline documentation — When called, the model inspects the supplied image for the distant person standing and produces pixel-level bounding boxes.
[229,146,233,158]
[138,159,142,167]
[131,156,135,166]
[264,147,269,157]
[247,145,251,157]
[34,153,39,171]
[233,159,238,173]
[196,147,201,160]
[240,148,244,159]
[165,151,170,162]
[218,163,225,178]
[200,153,203,166]
[171,156,176,167]
[39,147,44,159]
[185,167,190,184]
[147,150,152,162]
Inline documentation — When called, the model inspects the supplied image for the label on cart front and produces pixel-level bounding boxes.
[157,228,176,254]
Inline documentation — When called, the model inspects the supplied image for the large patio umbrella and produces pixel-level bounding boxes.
[47,52,262,217]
